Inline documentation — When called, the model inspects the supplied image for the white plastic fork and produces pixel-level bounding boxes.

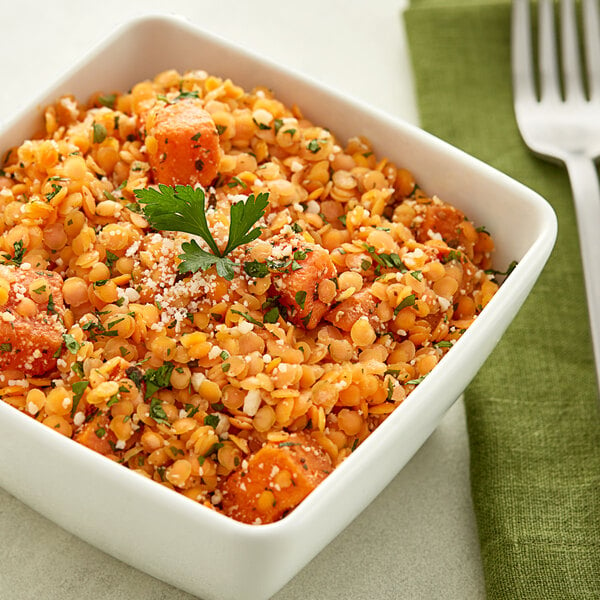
[512,0,600,396]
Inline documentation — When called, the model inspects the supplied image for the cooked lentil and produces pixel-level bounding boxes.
[0,68,499,524]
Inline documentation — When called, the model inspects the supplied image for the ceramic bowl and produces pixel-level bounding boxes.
[0,14,557,600]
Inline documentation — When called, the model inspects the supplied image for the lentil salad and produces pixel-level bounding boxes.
[0,68,499,524]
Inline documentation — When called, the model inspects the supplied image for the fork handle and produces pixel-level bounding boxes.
[564,155,600,395]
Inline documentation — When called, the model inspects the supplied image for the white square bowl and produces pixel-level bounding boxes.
[0,14,556,600]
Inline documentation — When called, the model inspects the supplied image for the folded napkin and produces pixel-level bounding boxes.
[404,2,600,598]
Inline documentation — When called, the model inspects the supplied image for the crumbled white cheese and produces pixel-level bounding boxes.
[243,389,261,417]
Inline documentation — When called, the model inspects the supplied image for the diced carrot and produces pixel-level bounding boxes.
[274,242,337,329]
[325,287,378,331]
[0,265,64,375]
[74,413,116,456]
[221,433,332,524]
[145,99,221,187]
[416,203,466,247]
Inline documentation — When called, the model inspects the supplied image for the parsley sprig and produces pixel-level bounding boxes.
[134,184,269,280]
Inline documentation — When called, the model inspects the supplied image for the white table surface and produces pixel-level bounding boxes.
[0,1,485,598]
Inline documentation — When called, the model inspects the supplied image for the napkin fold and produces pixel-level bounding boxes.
[404,2,600,598]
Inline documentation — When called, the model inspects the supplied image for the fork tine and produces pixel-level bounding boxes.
[512,0,537,105]
[539,0,562,102]
[583,0,600,100]
[560,0,586,101]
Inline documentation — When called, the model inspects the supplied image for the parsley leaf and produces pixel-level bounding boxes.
[3,240,25,266]
[177,239,232,279]
[363,244,407,273]
[295,290,307,309]
[263,306,280,324]
[98,93,117,108]
[71,381,89,417]
[231,309,265,329]
[62,333,81,354]
[204,414,220,429]
[134,185,269,281]
[144,362,175,399]
[149,397,170,425]
[223,193,270,255]
[485,260,518,280]
[394,294,416,315]
[135,185,220,252]
[244,260,269,278]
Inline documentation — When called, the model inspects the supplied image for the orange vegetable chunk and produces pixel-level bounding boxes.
[416,204,466,247]
[146,98,221,187]
[221,433,332,524]
[74,413,117,456]
[325,287,378,331]
[0,265,64,375]
[275,243,337,329]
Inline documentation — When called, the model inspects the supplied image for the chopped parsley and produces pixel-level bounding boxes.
[363,244,407,273]
[105,250,118,268]
[227,176,248,189]
[204,414,220,429]
[62,333,81,354]
[394,294,416,315]
[231,309,265,329]
[98,93,117,108]
[2,240,25,266]
[485,260,518,281]
[70,380,89,417]
[45,183,63,201]
[46,294,58,315]
[435,340,454,348]
[144,362,175,399]
[263,306,280,324]
[149,397,170,425]
[307,139,321,153]
[244,260,269,278]
[185,403,200,418]
[295,290,307,310]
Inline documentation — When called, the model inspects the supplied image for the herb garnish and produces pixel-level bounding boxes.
[243,260,269,278]
[149,397,170,425]
[2,240,25,266]
[98,93,117,108]
[363,244,407,274]
[144,362,175,399]
[295,290,307,310]
[204,414,220,429]
[394,294,416,315]
[485,260,518,281]
[70,380,89,417]
[134,184,269,281]
[230,309,265,329]
[62,333,81,355]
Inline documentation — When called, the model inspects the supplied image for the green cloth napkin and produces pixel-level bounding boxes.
[404,2,600,599]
